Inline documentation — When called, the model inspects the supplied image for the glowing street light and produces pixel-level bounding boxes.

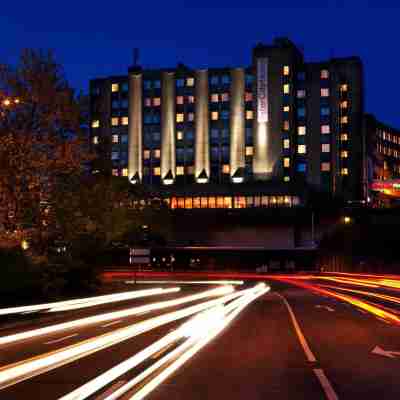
[343,216,351,224]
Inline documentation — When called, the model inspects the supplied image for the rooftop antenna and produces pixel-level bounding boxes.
[133,48,140,66]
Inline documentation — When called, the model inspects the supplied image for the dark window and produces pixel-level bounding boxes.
[321,107,330,116]
[122,82,129,92]
[143,80,152,90]
[297,107,306,118]
[245,74,254,85]
[154,80,161,89]
[121,135,128,144]
[210,76,219,86]
[297,163,306,172]
[176,79,185,88]
[297,72,306,81]
[221,75,230,85]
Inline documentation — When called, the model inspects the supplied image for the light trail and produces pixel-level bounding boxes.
[0,286,231,346]
[319,284,400,306]
[0,288,180,316]
[0,285,260,390]
[274,278,400,326]
[128,284,269,400]
[125,280,244,286]
[56,284,269,400]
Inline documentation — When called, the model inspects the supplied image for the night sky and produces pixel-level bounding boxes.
[1,1,399,127]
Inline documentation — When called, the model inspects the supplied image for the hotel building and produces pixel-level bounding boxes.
[89,37,395,210]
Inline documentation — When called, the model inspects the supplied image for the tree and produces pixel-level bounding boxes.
[0,49,91,250]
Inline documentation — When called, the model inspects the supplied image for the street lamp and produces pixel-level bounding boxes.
[343,216,351,224]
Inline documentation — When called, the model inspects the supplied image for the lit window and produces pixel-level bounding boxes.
[154,149,161,158]
[246,110,254,120]
[222,164,230,174]
[112,169,119,176]
[245,92,253,102]
[143,150,151,160]
[321,125,330,134]
[321,143,330,153]
[340,101,348,109]
[221,93,229,102]
[176,113,184,123]
[340,133,348,141]
[245,146,253,156]
[91,120,100,128]
[112,134,119,144]
[92,136,99,144]
[188,112,195,122]
[121,117,129,126]
[176,166,185,175]
[321,88,329,97]
[186,77,195,87]
[111,117,119,126]
[341,168,349,176]
[298,145,306,154]
[297,89,306,98]
[341,116,348,124]
[177,131,184,140]
[283,139,290,149]
[188,95,195,103]
[211,111,219,120]
[153,98,161,107]
[283,121,290,131]
[340,84,348,92]
[321,162,331,172]
[122,168,128,177]
[298,126,306,135]
[283,105,290,112]
[211,93,219,103]
[283,157,290,168]
[145,98,152,107]
[341,150,348,158]
[176,96,184,105]
[154,167,161,176]
[111,83,119,92]
[283,65,290,76]
[321,69,329,79]
[283,84,290,94]
[284,176,290,182]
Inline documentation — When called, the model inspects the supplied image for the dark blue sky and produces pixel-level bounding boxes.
[1,1,399,126]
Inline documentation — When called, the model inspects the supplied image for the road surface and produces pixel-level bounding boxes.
[0,273,400,399]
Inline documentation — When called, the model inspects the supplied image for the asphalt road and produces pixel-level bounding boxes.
[1,275,400,399]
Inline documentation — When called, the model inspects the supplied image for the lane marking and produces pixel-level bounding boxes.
[44,333,78,345]
[275,293,317,362]
[101,320,122,328]
[94,380,126,400]
[314,369,339,400]
[315,305,335,312]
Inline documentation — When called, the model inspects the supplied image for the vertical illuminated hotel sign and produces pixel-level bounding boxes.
[257,58,269,123]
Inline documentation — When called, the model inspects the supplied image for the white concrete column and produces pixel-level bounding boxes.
[161,71,176,184]
[128,70,142,183]
[194,70,210,183]
[230,68,245,182]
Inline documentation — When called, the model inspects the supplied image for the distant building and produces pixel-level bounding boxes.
[89,37,399,209]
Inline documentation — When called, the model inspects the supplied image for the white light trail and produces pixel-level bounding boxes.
[0,286,248,390]
[128,284,269,400]
[59,283,269,400]
[0,286,233,346]
[0,287,180,316]
[126,280,244,286]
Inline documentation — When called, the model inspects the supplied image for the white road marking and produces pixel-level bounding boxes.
[372,345,400,359]
[94,381,126,400]
[44,333,78,345]
[101,320,122,328]
[275,293,317,362]
[314,368,339,400]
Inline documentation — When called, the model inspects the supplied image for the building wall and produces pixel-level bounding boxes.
[89,37,372,202]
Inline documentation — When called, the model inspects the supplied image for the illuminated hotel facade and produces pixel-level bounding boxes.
[90,37,375,209]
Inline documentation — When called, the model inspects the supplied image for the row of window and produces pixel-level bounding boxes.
[377,129,400,145]
[283,66,330,80]
[377,144,400,159]
[167,195,301,210]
